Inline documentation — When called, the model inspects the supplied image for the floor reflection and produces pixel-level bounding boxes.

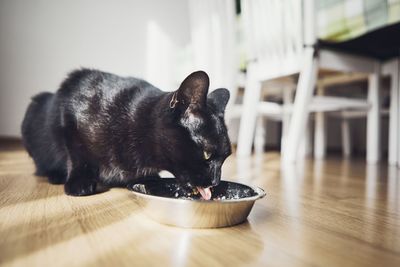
[172,222,264,267]
[387,166,400,214]
[365,164,379,210]
[280,163,305,218]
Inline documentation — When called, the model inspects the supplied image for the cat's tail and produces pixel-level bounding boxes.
[30,91,54,104]
[21,91,55,173]
[22,92,54,144]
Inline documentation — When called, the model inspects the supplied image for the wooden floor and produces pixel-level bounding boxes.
[1,142,400,267]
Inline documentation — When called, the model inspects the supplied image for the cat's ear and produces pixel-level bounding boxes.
[176,71,209,109]
[208,88,230,116]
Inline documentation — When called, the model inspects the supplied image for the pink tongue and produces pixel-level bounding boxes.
[196,187,212,200]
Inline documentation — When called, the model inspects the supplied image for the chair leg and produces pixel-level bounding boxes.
[281,86,293,149]
[397,61,400,168]
[254,116,266,154]
[389,59,399,165]
[299,119,312,157]
[314,84,326,159]
[341,118,352,157]
[237,65,262,156]
[366,63,381,164]
[314,111,326,159]
[282,47,318,163]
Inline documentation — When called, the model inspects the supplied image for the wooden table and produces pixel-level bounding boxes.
[1,143,400,267]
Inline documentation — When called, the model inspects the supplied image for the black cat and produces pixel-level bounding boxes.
[21,69,231,198]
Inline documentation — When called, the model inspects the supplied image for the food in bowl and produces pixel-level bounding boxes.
[130,178,260,201]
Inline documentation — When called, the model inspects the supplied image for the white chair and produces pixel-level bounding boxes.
[252,78,372,158]
[381,58,400,166]
[314,73,391,159]
[236,0,382,164]
[235,74,376,159]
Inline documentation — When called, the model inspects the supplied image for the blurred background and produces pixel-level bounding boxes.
[0,0,399,165]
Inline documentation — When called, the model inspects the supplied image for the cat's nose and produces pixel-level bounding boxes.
[211,177,220,187]
[209,162,221,186]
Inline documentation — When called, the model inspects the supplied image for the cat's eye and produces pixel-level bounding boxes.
[203,151,212,160]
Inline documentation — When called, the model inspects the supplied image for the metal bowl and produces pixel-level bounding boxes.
[129,178,266,228]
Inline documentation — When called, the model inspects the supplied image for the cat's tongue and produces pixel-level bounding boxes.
[196,187,212,200]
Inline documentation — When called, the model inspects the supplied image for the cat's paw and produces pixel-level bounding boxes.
[64,178,97,196]
[48,170,67,184]
[48,175,67,184]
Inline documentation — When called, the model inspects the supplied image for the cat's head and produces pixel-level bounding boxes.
[164,71,232,195]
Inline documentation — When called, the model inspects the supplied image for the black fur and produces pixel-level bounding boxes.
[21,69,231,196]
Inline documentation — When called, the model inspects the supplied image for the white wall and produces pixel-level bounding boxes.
[0,0,191,137]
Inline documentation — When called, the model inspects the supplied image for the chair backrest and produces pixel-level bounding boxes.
[241,0,305,79]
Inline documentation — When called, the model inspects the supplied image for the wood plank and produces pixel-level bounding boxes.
[0,143,399,267]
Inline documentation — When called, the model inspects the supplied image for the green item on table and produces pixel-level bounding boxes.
[318,0,400,42]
